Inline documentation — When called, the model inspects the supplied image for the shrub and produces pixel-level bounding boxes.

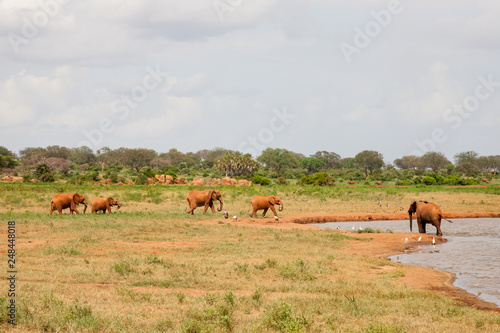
[135,174,148,185]
[251,175,271,186]
[262,301,311,332]
[276,177,289,185]
[443,175,459,185]
[422,176,437,185]
[300,172,335,186]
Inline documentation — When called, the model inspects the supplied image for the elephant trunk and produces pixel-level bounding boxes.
[409,212,412,232]
[279,203,283,211]
[218,199,223,212]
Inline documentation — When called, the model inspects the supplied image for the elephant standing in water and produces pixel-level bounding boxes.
[408,200,452,237]
[49,193,88,215]
[91,196,121,214]
[186,189,223,214]
[249,195,283,218]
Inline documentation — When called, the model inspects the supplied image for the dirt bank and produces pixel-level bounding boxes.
[216,211,500,313]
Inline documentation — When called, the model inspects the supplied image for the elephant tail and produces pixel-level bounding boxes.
[439,213,453,223]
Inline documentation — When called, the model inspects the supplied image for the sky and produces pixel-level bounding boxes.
[1,0,499,164]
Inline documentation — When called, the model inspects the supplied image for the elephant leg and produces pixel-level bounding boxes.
[209,202,215,213]
[422,222,427,234]
[269,205,278,217]
[187,206,195,214]
[262,208,268,217]
[434,220,442,237]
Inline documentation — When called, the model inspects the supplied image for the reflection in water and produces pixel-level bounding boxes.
[314,218,500,308]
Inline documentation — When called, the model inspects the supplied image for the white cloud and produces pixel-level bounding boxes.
[0,1,499,161]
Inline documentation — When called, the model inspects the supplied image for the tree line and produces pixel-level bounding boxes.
[0,145,499,185]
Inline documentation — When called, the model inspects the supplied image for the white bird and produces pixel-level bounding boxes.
[359,226,363,230]
[352,225,355,230]
[432,237,435,245]
[223,210,229,219]
[274,216,279,221]
[336,226,340,229]
[418,236,422,242]
[233,215,237,221]
[404,237,408,243]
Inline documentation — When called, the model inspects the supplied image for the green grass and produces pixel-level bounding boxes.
[0,182,499,332]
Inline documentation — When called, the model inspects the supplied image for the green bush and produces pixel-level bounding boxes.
[443,175,459,185]
[422,176,437,185]
[135,174,148,185]
[39,173,55,182]
[250,175,271,186]
[276,177,289,185]
[457,178,478,186]
[300,172,335,186]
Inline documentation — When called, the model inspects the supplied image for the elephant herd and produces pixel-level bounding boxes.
[185,189,284,218]
[48,190,449,236]
[49,193,121,215]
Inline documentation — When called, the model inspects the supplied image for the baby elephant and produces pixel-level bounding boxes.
[91,196,121,214]
[249,195,284,218]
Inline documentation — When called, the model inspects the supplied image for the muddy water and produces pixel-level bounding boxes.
[314,218,500,308]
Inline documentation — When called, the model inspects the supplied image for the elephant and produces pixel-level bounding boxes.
[91,196,121,214]
[186,189,223,214]
[408,200,452,237]
[249,195,283,218]
[49,193,88,215]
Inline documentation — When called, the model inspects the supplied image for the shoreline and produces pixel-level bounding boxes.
[217,211,500,313]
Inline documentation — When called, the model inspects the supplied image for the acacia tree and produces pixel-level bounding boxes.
[455,162,480,177]
[454,151,478,166]
[476,155,500,175]
[354,150,384,177]
[257,148,297,178]
[299,157,325,174]
[215,151,259,177]
[418,151,450,172]
[312,151,341,169]
[394,155,419,169]
[0,146,18,172]
[117,148,157,173]
[69,146,96,164]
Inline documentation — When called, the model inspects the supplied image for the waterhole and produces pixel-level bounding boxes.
[315,218,500,307]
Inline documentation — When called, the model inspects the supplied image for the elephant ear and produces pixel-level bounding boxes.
[108,197,114,205]
[73,193,81,204]
[408,200,417,213]
[268,196,276,205]
[206,190,214,201]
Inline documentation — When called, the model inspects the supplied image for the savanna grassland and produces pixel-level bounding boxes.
[0,182,500,332]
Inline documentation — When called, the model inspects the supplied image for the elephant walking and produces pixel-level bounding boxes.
[249,195,283,218]
[186,189,223,215]
[49,193,88,215]
[408,200,452,237]
[91,196,121,214]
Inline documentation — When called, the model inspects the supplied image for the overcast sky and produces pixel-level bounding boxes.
[1,0,499,163]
